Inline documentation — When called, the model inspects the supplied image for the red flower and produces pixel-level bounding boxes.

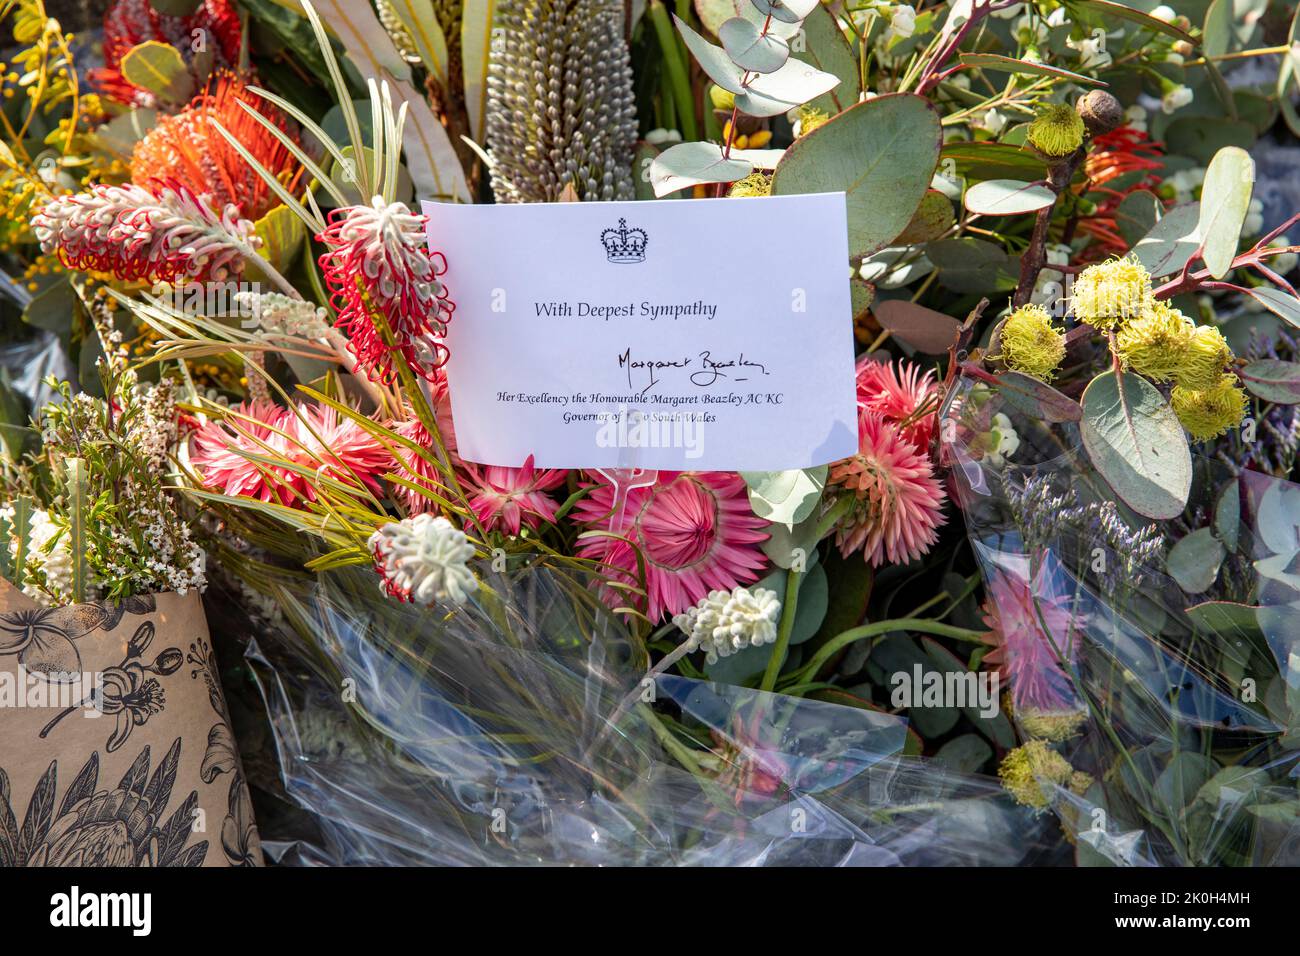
[1078,126,1166,256]
[90,0,242,107]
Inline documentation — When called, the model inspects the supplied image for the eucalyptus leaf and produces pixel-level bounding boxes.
[674,16,746,93]
[933,735,994,774]
[964,179,1056,216]
[1215,478,1240,552]
[735,57,841,117]
[872,299,960,354]
[772,93,941,257]
[1166,528,1226,594]
[1195,146,1255,279]
[120,41,194,106]
[1080,371,1192,520]
[1239,360,1300,405]
[800,2,859,115]
[750,0,819,25]
[649,141,753,197]
[896,190,955,244]
[1132,202,1201,278]
[994,371,1082,423]
[718,17,789,73]
[741,466,826,526]
[1115,190,1161,247]
[957,52,1105,86]
[1244,286,1300,331]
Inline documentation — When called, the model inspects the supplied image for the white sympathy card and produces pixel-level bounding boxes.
[422,194,858,471]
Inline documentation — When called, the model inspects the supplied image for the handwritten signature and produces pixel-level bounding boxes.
[618,348,769,393]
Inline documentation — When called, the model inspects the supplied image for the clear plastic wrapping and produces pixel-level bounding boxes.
[941,373,1300,866]
[240,561,1059,866]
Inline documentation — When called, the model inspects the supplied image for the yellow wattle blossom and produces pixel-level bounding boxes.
[728,171,772,198]
[1017,708,1088,742]
[1171,374,1248,442]
[1176,323,1234,391]
[795,104,830,137]
[998,303,1066,380]
[998,739,1092,811]
[1027,102,1085,157]
[1072,255,1153,331]
[1115,301,1194,382]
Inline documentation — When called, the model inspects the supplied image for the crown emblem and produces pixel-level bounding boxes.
[600,218,647,263]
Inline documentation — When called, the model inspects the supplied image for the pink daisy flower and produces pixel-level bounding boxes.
[189,400,290,502]
[855,355,940,451]
[979,564,1084,715]
[317,197,454,385]
[828,411,946,566]
[571,472,769,621]
[463,455,568,535]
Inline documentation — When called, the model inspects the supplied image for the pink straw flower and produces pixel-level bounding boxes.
[572,472,768,621]
[32,180,255,283]
[189,400,290,502]
[979,564,1084,715]
[855,355,940,451]
[463,456,568,535]
[829,410,946,566]
[317,197,454,385]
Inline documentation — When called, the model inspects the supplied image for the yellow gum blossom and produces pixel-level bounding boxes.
[1115,302,1194,382]
[1171,374,1248,442]
[998,304,1066,380]
[1027,102,1085,157]
[1072,255,1153,331]
[1176,323,1234,391]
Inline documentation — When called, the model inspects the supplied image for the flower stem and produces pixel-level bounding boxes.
[783,618,986,687]
[760,567,802,692]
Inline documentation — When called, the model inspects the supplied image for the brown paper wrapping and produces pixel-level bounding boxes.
[0,579,262,867]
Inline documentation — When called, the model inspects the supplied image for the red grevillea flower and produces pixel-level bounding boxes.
[130,73,303,222]
[1078,125,1165,256]
[31,181,255,283]
[828,411,946,566]
[317,197,455,385]
[571,472,769,621]
[90,0,242,107]
[463,456,568,535]
[190,401,389,507]
[855,355,940,451]
[978,564,1084,715]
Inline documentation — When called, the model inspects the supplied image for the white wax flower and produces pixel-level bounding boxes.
[1162,84,1193,114]
[1150,5,1176,22]
[673,586,782,665]
[370,514,478,607]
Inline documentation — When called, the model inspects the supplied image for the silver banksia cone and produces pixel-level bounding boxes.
[486,0,638,202]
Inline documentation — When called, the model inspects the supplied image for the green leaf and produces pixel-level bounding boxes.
[674,15,746,92]
[1196,146,1255,279]
[1166,527,1225,594]
[252,204,306,275]
[1132,201,1201,277]
[872,300,960,354]
[461,0,496,142]
[649,141,752,197]
[1164,116,1254,165]
[933,734,994,774]
[772,93,941,257]
[964,179,1055,216]
[927,237,1017,293]
[694,0,743,34]
[994,371,1082,423]
[65,459,91,603]
[896,189,955,244]
[9,496,32,589]
[799,3,859,115]
[1080,370,1192,520]
[735,57,842,117]
[1239,360,1300,405]
[939,141,1044,182]
[1114,190,1161,247]
[957,52,1106,86]
[740,467,826,526]
[1244,286,1300,332]
[119,41,194,106]
[385,0,450,87]
[718,17,789,73]
[1215,478,1240,552]
[1068,0,1196,44]
[1201,0,1233,60]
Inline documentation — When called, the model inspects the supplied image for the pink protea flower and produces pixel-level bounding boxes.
[571,472,769,621]
[828,411,946,566]
[463,456,568,535]
[979,564,1084,716]
[189,400,290,502]
[855,355,940,451]
[31,181,255,283]
[317,197,454,385]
